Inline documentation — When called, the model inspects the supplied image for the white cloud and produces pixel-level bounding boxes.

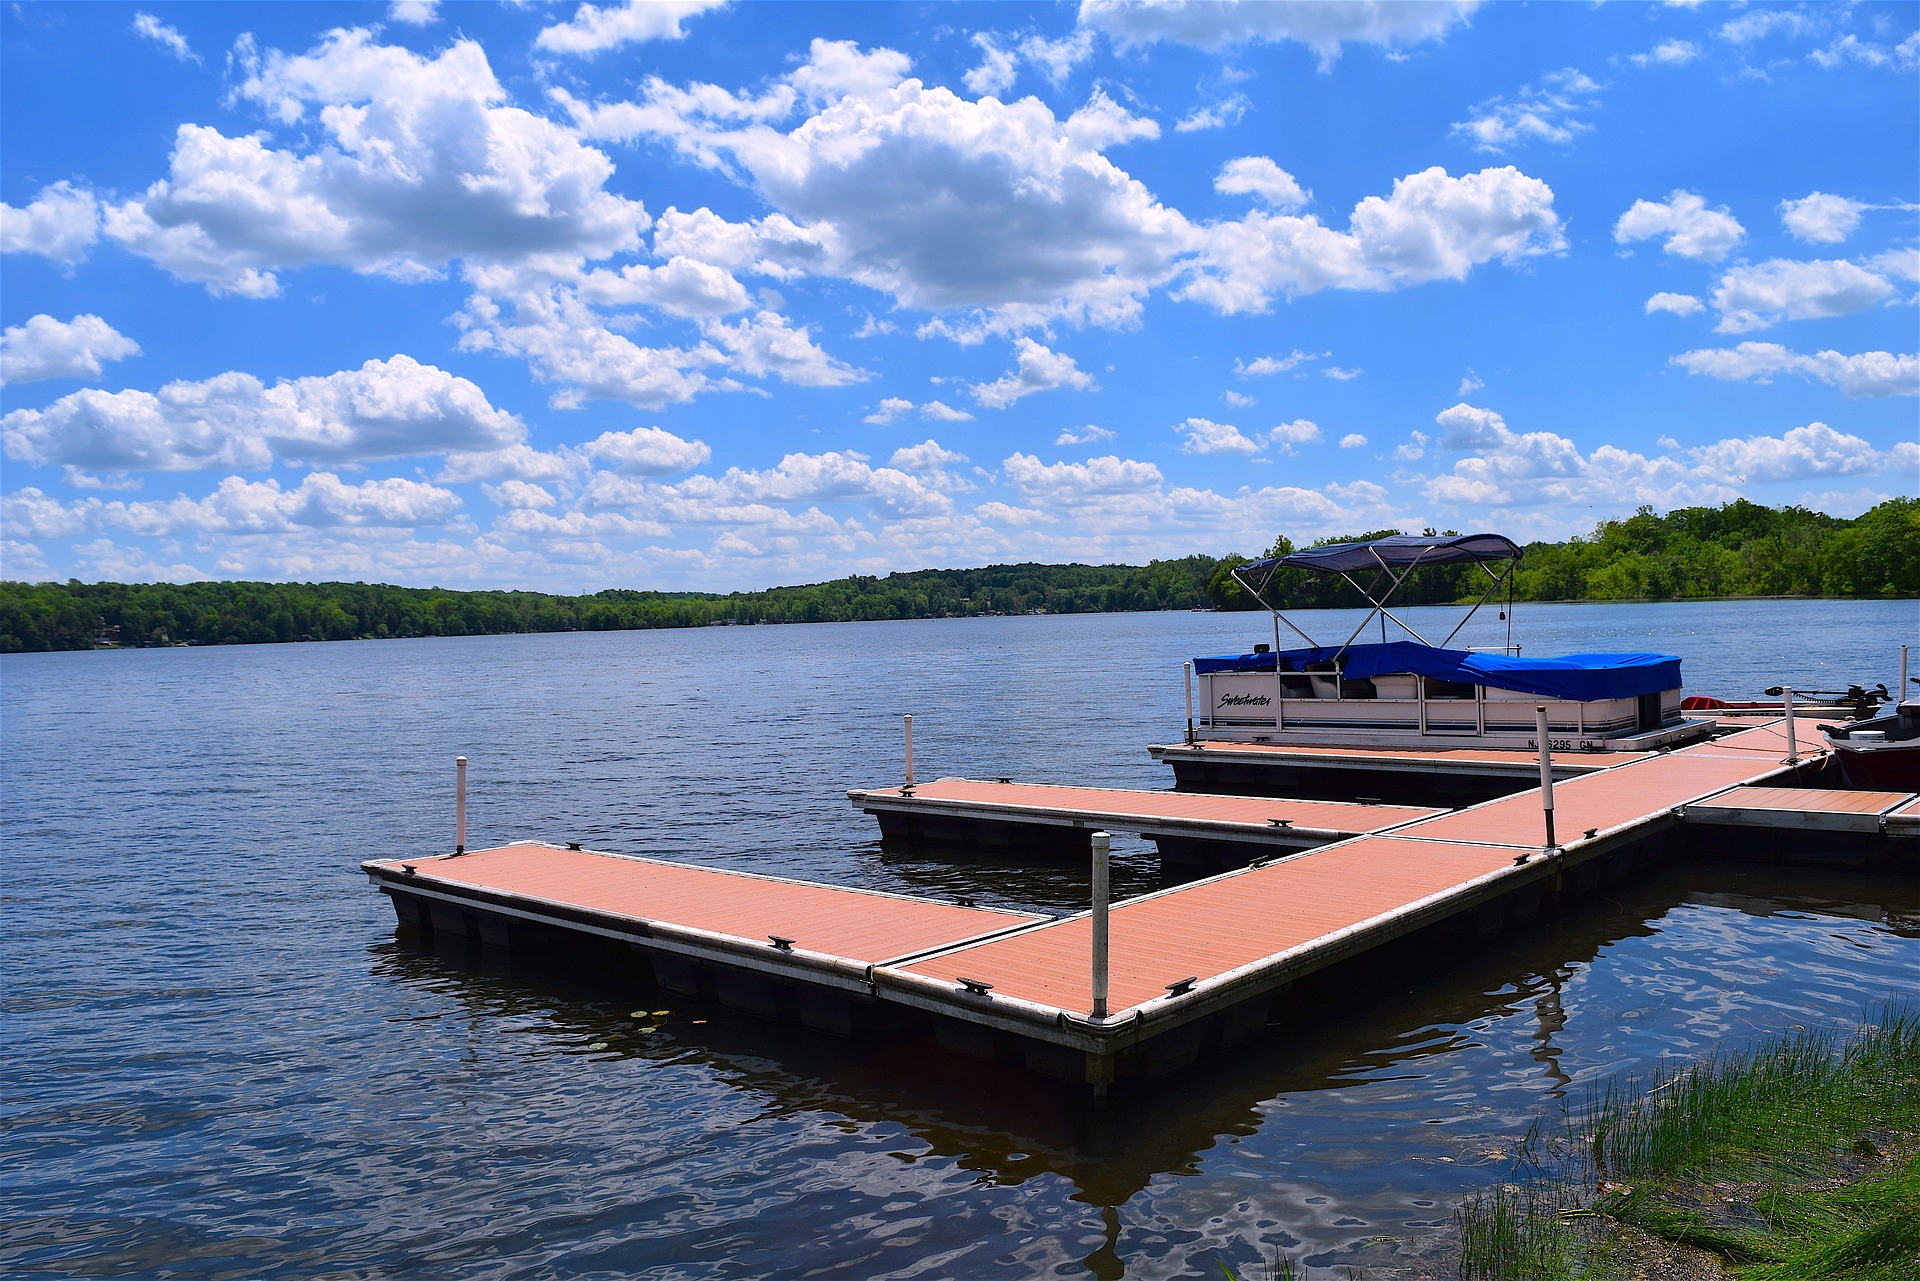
[132,12,198,62]
[1453,68,1600,153]
[1683,422,1900,483]
[1,355,524,472]
[1671,342,1918,397]
[483,480,556,509]
[1055,424,1116,446]
[1269,418,1322,452]
[702,309,868,386]
[971,338,1096,408]
[864,397,974,424]
[95,472,464,537]
[105,29,649,295]
[1613,190,1745,261]
[1236,350,1324,376]
[1214,157,1309,210]
[0,315,141,385]
[1063,89,1161,150]
[1221,390,1256,407]
[1323,366,1361,381]
[1176,94,1250,132]
[1779,192,1867,244]
[1175,416,1261,455]
[535,0,728,55]
[625,449,954,518]
[388,1,440,25]
[1,181,103,266]
[1710,259,1896,333]
[1339,433,1368,449]
[1433,402,1513,451]
[1810,32,1920,71]
[1628,39,1699,67]
[1719,10,1809,44]
[1870,247,1920,285]
[1646,291,1705,316]
[888,439,970,474]
[1457,369,1483,395]
[1184,166,1566,314]
[1079,0,1483,70]
[1002,451,1163,499]
[580,426,711,475]
[1019,29,1097,85]
[964,34,1018,97]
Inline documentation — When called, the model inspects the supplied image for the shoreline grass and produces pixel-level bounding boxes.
[1456,1000,1920,1280]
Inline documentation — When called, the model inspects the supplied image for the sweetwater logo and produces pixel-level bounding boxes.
[1219,693,1272,707]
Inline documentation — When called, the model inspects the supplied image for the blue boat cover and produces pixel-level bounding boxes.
[1249,532,1521,575]
[1192,640,1681,701]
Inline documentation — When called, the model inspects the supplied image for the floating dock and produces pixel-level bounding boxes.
[1146,738,1651,805]
[368,717,1911,1090]
[844,778,1441,863]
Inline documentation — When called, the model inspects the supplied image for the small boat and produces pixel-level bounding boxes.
[1186,533,1717,753]
[1821,700,1920,790]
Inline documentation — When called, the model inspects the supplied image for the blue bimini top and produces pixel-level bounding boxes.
[1192,640,1682,702]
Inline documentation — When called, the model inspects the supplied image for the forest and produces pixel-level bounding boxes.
[1,497,1913,652]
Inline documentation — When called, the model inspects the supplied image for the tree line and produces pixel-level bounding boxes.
[1,497,1912,653]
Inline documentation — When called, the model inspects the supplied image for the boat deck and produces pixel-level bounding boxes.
[847,778,1441,853]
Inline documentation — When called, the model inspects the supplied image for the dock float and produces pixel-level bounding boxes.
[371,719,1900,1090]
[845,778,1442,862]
[1146,738,1651,804]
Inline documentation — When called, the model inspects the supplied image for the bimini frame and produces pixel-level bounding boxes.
[1230,533,1524,661]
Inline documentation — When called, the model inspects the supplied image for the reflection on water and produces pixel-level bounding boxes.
[3,603,1916,1279]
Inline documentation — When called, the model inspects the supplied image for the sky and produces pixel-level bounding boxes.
[2,0,1915,593]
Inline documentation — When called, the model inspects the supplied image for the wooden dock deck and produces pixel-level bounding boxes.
[846,778,1441,859]
[1145,737,1651,804]
[370,716,1901,1089]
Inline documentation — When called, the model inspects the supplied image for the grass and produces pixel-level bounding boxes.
[1452,999,1920,1280]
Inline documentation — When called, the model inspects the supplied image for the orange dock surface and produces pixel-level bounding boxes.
[847,778,1440,848]
[1149,738,1648,774]
[372,716,1889,1086]
[364,842,1045,964]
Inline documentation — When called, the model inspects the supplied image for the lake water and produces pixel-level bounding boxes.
[4,599,1916,1279]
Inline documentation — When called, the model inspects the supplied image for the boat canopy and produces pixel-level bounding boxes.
[1193,641,1682,703]
[1231,531,1524,656]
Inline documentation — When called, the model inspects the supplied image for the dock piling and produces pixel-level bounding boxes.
[1184,662,1195,746]
[1534,707,1557,851]
[1090,830,1111,1019]
[455,755,467,855]
[903,714,915,790]
[1901,644,1910,699]
[1781,688,1797,762]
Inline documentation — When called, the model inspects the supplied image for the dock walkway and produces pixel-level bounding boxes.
[846,778,1440,858]
[367,718,1898,1088]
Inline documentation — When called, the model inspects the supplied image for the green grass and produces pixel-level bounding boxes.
[1451,999,1920,1280]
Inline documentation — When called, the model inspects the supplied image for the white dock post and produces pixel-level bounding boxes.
[1781,687,1797,762]
[1534,707,1557,851]
[903,713,915,789]
[1901,644,1910,702]
[455,755,467,855]
[1090,830,1111,1019]
[1184,662,1195,746]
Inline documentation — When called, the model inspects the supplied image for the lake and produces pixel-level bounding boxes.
[3,598,1916,1279]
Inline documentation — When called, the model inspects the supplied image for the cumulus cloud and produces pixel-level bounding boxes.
[536,0,728,55]
[971,338,1097,408]
[1646,291,1705,316]
[963,34,1018,97]
[1339,433,1368,449]
[1,355,524,472]
[24,472,467,539]
[1222,390,1255,407]
[1002,451,1163,499]
[483,480,556,509]
[1628,39,1699,67]
[1779,193,1866,243]
[1183,165,1566,314]
[579,426,711,475]
[1710,259,1896,333]
[1175,416,1261,455]
[1079,0,1483,70]
[1453,68,1600,153]
[0,315,141,385]
[1055,424,1116,446]
[132,12,198,62]
[864,397,974,424]
[1613,190,1745,261]
[1214,156,1309,209]
[1671,342,1918,397]
[1063,89,1161,150]
[1236,350,1324,376]
[1269,418,1323,452]
[1,181,103,266]
[1323,366,1361,381]
[1810,32,1920,71]
[388,1,439,25]
[104,29,649,296]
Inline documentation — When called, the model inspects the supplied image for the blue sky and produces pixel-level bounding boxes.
[2,0,1915,592]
